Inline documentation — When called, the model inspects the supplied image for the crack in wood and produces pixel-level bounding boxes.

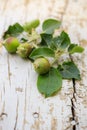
[69,54,77,130]
[60,1,78,130]
[60,0,78,129]
[71,91,76,130]
[14,97,19,130]
[58,0,78,128]
[1,85,6,121]
[7,54,11,87]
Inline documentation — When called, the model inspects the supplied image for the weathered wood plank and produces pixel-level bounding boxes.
[26,1,73,130]
[0,0,28,130]
[0,0,87,130]
[62,0,87,129]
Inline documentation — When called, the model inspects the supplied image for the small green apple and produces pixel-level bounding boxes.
[3,37,20,53]
[34,57,50,75]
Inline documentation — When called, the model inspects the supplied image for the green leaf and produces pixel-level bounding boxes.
[58,61,81,80]
[3,23,24,39]
[23,19,40,32]
[51,31,71,50]
[29,47,55,60]
[42,19,61,34]
[40,33,53,46]
[37,67,62,97]
[68,44,84,54]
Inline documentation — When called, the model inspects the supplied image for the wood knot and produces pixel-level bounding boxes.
[33,112,39,118]
[0,112,8,120]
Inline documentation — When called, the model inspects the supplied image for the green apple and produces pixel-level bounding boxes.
[34,57,50,75]
[3,37,20,53]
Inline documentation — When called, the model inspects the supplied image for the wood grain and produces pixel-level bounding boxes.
[0,0,87,130]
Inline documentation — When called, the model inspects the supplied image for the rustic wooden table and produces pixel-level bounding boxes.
[0,0,87,130]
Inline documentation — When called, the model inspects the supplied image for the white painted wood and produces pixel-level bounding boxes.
[0,0,87,130]
[62,0,87,130]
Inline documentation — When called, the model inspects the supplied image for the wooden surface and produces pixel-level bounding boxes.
[0,0,87,130]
